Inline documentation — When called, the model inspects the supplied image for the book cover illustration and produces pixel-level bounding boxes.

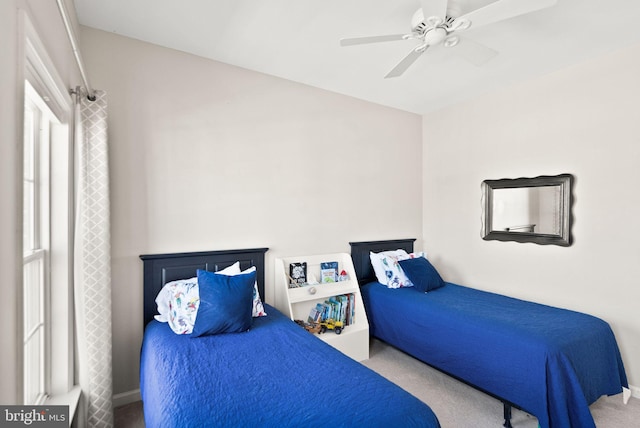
[320,261,339,283]
[289,262,307,288]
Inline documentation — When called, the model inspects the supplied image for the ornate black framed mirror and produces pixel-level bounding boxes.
[481,174,573,246]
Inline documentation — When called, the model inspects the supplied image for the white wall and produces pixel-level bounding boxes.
[423,43,640,388]
[0,0,81,405]
[79,27,423,396]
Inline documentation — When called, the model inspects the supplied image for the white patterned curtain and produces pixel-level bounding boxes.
[74,90,113,428]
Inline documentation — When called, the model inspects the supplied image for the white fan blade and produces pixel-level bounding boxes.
[340,34,407,46]
[455,0,557,29]
[453,38,498,66]
[420,0,448,22]
[385,46,427,78]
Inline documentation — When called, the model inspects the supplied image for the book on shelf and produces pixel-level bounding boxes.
[306,293,356,326]
[320,261,339,283]
[308,303,324,323]
[289,262,307,288]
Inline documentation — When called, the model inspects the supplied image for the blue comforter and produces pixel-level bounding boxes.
[361,282,627,428]
[140,304,440,428]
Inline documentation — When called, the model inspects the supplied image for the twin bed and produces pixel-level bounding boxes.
[350,239,628,428]
[139,248,440,427]
[139,242,627,428]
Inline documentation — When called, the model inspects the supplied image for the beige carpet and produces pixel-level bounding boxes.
[362,338,639,428]
[115,338,640,427]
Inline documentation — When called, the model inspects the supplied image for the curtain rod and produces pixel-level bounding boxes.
[56,0,96,101]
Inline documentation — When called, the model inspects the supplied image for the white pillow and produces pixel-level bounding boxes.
[218,261,242,275]
[369,250,414,289]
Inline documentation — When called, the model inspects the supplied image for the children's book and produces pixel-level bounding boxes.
[320,261,339,283]
[289,262,307,287]
[308,304,323,323]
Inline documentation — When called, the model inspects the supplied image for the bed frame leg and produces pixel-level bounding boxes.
[503,402,513,428]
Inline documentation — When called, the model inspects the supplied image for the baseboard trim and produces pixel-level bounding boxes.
[113,389,141,408]
[630,384,640,399]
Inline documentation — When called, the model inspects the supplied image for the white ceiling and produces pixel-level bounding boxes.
[74,0,640,114]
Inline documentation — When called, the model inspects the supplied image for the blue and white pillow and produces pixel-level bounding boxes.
[154,261,267,335]
[370,250,413,288]
[370,250,430,289]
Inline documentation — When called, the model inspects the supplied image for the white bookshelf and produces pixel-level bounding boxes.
[275,252,369,361]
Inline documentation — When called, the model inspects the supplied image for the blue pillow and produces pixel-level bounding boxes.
[398,257,445,293]
[191,269,256,337]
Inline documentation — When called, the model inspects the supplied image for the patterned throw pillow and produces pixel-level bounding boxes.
[370,250,414,288]
[161,277,200,335]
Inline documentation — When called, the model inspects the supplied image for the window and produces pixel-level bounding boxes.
[21,9,77,408]
[23,84,53,405]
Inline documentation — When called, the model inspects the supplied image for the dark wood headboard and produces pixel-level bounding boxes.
[349,239,416,285]
[140,248,268,327]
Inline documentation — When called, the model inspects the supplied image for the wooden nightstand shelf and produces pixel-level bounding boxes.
[275,252,369,361]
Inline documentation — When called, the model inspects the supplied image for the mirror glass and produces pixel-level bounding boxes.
[481,174,573,246]
[492,186,561,235]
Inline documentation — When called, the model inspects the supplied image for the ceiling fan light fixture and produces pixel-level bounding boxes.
[423,27,448,45]
[340,0,559,78]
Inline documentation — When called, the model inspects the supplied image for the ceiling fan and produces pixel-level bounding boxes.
[340,0,557,78]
